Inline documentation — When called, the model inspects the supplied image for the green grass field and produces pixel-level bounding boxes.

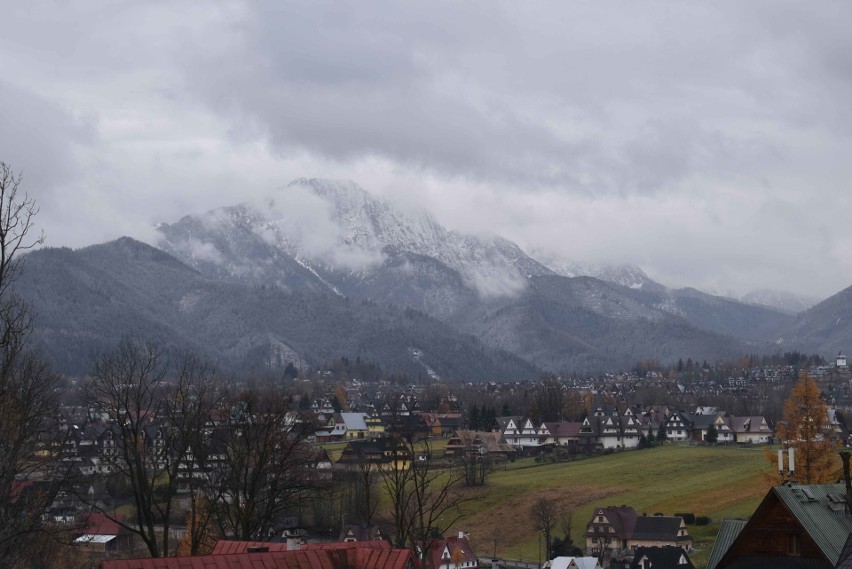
[455,444,771,568]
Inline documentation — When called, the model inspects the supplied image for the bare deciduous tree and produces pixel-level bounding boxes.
[83,341,221,557]
[208,392,321,540]
[0,162,70,568]
[530,497,558,562]
[380,436,477,567]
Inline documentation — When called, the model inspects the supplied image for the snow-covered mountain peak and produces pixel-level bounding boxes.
[158,178,554,298]
[532,250,663,291]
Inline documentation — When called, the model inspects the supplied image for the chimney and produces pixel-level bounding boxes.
[285,529,300,551]
[841,451,852,513]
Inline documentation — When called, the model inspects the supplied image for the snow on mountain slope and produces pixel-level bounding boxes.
[532,250,664,291]
[158,178,553,298]
[741,288,820,315]
[290,178,554,294]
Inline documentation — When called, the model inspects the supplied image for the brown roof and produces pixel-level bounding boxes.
[728,416,771,434]
[586,506,639,539]
[544,422,582,437]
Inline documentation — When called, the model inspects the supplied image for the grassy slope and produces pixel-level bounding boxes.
[456,444,770,568]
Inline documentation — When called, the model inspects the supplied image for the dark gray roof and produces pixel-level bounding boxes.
[632,516,686,541]
[774,484,852,565]
[723,556,830,569]
[712,485,852,568]
[836,534,852,569]
[630,546,694,569]
[706,519,746,569]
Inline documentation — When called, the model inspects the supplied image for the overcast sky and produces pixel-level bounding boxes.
[2,1,852,300]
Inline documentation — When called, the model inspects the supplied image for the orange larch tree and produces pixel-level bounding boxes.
[776,372,839,484]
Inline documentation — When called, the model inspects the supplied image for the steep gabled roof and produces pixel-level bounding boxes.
[728,416,771,434]
[712,484,852,568]
[630,546,694,569]
[705,520,746,569]
[544,422,582,437]
[428,535,477,569]
[773,484,852,564]
[587,506,638,539]
[632,516,688,542]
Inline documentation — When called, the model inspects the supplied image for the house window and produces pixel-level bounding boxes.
[788,534,800,555]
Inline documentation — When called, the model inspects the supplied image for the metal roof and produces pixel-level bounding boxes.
[339,413,369,431]
[774,483,852,565]
[100,542,417,569]
[705,519,746,569]
[74,534,116,544]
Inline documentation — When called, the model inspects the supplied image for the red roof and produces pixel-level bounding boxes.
[428,536,478,569]
[210,540,290,555]
[101,540,417,569]
[210,539,393,555]
[83,513,130,536]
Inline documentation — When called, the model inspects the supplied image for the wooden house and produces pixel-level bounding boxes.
[707,483,852,568]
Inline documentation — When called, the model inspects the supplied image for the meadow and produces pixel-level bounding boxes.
[455,444,771,568]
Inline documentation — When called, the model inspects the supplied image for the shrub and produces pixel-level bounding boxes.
[695,516,711,526]
[675,512,696,524]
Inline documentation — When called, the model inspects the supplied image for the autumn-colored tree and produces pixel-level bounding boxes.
[775,372,839,483]
[450,546,465,569]
[177,496,217,556]
[334,384,350,412]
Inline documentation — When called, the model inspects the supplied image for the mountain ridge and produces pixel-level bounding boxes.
[15,178,842,378]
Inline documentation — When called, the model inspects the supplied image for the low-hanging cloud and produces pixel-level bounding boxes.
[3,1,852,300]
[246,181,386,272]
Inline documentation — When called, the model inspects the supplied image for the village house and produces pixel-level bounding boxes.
[337,436,413,471]
[419,412,462,438]
[579,407,643,451]
[339,524,389,542]
[707,483,852,569]
[727,416,773,444]
[427,532,479,569]
[539,422,583,447]
[315,412,370,443]
[544,557,602,569]
[445,430,515,460]
[662,411,692,443]
[684,413,734,443]
[495,416,541,449]
[73,512,135,555]
[585,506,692,558]
[629,546,695,569]
[364,408,385,437]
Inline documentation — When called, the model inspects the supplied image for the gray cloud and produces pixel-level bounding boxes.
[1,1,852,299]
